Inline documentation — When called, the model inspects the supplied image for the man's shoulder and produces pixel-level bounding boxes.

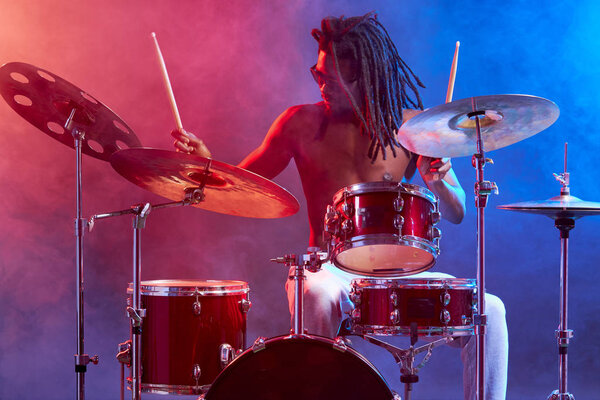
[279,102,326,126]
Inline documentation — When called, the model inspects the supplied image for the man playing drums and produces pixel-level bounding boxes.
[173,12,508,400]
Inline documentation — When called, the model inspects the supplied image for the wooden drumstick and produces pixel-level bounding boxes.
[151,32,183,130]
[445,41,460,104]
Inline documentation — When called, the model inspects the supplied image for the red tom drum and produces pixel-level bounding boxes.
[128,279,250,394]
[349,278,476,336]
[325,181,441,277]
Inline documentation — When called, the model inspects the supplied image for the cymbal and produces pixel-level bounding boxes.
[397,94,559,158]
[110,148,300,219]
[0,62,141,161]
[498,194,600,219]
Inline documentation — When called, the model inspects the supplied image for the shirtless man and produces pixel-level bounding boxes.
[173,13,508,400]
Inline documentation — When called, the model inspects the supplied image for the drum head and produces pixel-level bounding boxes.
[204,335,394,400]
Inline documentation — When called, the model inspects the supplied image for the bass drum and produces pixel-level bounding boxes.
[204,335,397,400]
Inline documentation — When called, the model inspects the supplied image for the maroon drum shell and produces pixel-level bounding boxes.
[350,278,476,336]
[128,280,249,394]
[336,190,435,240]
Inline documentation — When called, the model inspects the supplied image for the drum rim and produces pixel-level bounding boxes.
[350,324,476,337]
[126,379,210,395]
[351,277,477,289]
[332,234,438,277]
[127,279,249,296]
[332,181,437,205]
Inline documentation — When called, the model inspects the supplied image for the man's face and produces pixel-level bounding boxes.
[311,50,361,113]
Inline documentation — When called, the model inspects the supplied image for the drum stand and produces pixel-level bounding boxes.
[64,109,98,400]
[547,171,575,400]
[88,174,208,400]
[469,101,499,400]
[271,248,326,335]
[361,330,455,400]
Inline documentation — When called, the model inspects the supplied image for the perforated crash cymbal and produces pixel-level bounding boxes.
[110,148,300,219]
[397,94,559,158]
[0,62,141,161]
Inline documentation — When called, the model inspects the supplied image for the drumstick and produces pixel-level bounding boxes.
[445,41,460,104]
[151,32,184,130]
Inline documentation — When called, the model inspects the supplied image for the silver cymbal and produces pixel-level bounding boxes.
[397,94,560,158]
[497,194,600,220]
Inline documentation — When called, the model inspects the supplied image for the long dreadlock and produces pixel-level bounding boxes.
[312,12,425,161]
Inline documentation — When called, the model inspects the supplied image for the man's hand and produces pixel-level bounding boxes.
[171,128,212,158]
[417,156,452,183]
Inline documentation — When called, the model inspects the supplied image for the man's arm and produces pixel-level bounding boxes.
[417,156,466,224]
[171,107,297,180]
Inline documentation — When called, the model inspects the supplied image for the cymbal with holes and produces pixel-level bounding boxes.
[397,94,560,158]
[0,62,141,161]
[110,148,300,218]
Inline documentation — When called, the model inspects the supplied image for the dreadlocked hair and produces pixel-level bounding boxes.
[312,12,425,161]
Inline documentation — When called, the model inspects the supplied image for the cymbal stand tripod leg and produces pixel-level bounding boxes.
[469,101,498,400]
[548,218,575,400]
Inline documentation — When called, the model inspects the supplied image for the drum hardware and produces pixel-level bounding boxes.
[0,61,144,400]
[89,191,205,400]
[361,325,456,400]
[498,143,600,400]
[399,94,560,400]
[271,248,329,335]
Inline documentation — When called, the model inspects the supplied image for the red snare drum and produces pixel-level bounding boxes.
[349,278,476,336]
[325,181,441,277]
[204,334,397,400]
[128,279,250,394]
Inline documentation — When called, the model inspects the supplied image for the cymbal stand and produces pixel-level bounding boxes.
[548,145,575,400]
[62,108,99,400]
[361,328,455,400]
[271,248,327,335]
[88,186,206,400]
[468,99,499,400]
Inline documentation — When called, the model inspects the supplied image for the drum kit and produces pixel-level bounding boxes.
[1,57,598,400]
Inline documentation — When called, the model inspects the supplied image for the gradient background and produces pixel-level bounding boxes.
[1,1,599,399]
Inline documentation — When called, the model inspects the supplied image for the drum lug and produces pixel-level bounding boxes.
[324,205,340,236]
[349,289,361,305]
[430,226,442,243]
[192,301,201,316]
[390,309,400,324]
[341,201,354,218]
[192,363,201,382]
[440,309,451,325]
[239,298,252,313]
[351,307,361,323]
[333,336,348,352]
[393,215,404,231]
[393,195,404,212]
[441,291,451,306]
[252,336,266,353]
[341,219,354,234]
[219,343,235,369]
[431,210,442,225]
[390,291,399,307]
